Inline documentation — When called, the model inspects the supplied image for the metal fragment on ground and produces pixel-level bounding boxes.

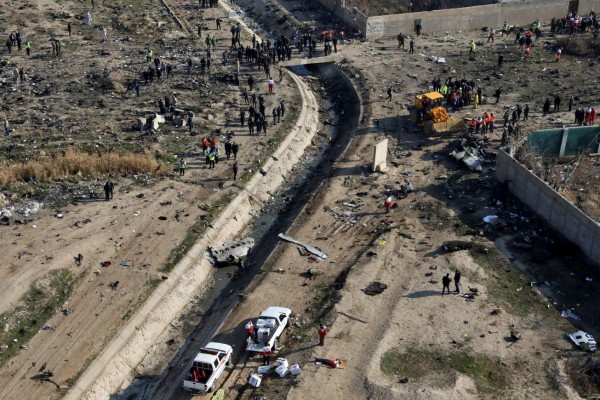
[210,237,255,265]
[278,233,327,259]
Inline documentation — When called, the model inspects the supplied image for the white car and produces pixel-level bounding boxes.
[182,342,233,394]
[246,307,292,353]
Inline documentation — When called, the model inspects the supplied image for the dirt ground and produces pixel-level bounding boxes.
[3,0,600,399]
[0,0,304,399]
[198,13,600,400]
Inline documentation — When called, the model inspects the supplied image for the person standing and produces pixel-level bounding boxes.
[497,54,504,68]
[245,320,258,343]
[232,161,238,180]
[384,196,392,213]
[232,142,239,160]
[470,40,476,54]
[179,159,187,176]
[86,11,92,25]
[24,40,31,56]
[397,32,405,49]
[240,108,245,127]
[268,78,275,95]
[4,118,10,136]
[453,270,461,293]
[134,81,140,97]
[409,37,414,54]
[503,110,509,127]
[225,141,232,159]
[67,21,72,36]
[187,114,194,133]
[543,98,551,115]
[248,75,254,91]
[442,273,451,295]
[318,323,328,346]
[102,26,108,42]
[568,95,574,112]
[523,104,529,121]
[555,46,562,62]
[554,95,561,112]
[386,86,392,101]
[494,87,502,104]
[104,180,114,201]
[208,150,216,169]
[262,344,271,366]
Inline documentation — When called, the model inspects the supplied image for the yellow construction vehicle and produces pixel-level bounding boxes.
[410,92,463,134]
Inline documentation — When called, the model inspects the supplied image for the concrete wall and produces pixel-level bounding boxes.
[365,0,600,38]
[313,0,368,33]
[496,148,600,267]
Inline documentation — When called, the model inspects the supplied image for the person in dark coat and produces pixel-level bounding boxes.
[454,270,461,293]
[442,273,451,295]
[104,180,114,201]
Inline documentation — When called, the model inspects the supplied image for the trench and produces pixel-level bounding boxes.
[111,63,360,400]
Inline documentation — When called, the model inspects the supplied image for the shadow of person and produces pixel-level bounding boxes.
[404,290,442,298]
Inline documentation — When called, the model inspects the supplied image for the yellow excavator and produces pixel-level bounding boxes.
[410,92,464,134]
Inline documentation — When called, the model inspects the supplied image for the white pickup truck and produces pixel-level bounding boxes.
[182,342,233,394]
[246,306,292,353]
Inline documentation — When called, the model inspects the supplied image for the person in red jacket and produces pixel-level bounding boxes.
[262,344,271,366]
[246,320,258,343]
[384,196,393,214]
[318,323,328,346]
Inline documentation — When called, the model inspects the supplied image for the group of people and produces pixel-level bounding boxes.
[466,112,497,134]
[432,76,478,112]
[239,92,286,136]
[574,106,597,125]
[5,30,31,56]
[551,10,598,35]
[442,271,461,295]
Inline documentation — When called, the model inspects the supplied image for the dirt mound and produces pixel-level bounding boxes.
[557,37,600,58]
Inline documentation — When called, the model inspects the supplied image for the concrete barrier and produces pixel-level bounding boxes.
[355,0,600,38]
[496,148,600,267]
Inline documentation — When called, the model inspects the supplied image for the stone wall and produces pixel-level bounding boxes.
[496,148,600,267]
[363,0,600,38]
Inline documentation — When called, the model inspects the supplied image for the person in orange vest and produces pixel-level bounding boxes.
[483,112,490,133]
[488,113,496,132]
[262,344,271,366]
[384,196,393,213]
[467,118,476,134]
[318,323,328,346]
